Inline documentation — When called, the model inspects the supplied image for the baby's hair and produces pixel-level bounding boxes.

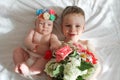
[61,6,85,20]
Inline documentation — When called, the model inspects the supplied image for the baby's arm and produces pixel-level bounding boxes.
[24,29,37,51]
[50,34,61,50]
[86,40,102,80]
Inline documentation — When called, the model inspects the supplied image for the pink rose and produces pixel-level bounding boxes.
[55,45,73,62]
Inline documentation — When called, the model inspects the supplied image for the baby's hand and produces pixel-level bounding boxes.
[50,42,61,50]
[50,34,62,50]
[32,45,39,52]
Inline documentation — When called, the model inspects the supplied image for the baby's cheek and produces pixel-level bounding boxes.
[63,30,68,36]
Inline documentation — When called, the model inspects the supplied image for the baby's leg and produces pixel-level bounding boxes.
[29,57,48,74]
[13,47,29,74]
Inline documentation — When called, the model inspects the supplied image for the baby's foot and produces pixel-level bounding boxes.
[29,66,41,75]
[20,63,40,76]
[29,70,40,75]
[15,64,22,74]
[20,63,30,76]
[15,63,40,77]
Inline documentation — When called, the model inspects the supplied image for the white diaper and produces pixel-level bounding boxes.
[25,49,41,67]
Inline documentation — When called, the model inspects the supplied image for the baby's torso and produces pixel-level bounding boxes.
[32,32,51,56]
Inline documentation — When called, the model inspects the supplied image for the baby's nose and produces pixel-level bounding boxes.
[43,23,48,27]
[71,26,76,31]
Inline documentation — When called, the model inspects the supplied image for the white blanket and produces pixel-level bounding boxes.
[0,0,120,80]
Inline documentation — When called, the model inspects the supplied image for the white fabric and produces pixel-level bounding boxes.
[0,0,120,80]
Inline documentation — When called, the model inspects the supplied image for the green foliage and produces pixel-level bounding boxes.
[76,76,84,80]
[78,60,93,71]
[69,50,78,57]
[53,65,64,80]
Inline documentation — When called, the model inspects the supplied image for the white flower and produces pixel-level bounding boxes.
[63,57,87,80]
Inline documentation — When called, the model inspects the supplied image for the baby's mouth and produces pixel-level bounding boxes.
[42,29,48,31]
[69,33,76,37]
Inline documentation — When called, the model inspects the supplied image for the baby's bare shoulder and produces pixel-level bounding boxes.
[79,40,88,45]
[80,40,95,52]
[78,40,88,47]
[27,28,35,34]
[77,40,87,49]
[78,40,95,51]
[79,40,94,47]
[50,34,58,39]
[28,28,35,32]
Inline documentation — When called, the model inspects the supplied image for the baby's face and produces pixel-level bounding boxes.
[62,13,85,42]
[35,18,53,35]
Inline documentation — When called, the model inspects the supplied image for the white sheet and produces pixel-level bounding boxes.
[0,0,120,80]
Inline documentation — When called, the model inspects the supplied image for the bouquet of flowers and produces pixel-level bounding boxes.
[44,42,98,80]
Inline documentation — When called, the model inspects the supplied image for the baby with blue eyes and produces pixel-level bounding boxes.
[13,9,61,77]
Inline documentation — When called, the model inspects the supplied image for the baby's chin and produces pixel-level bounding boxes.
[65,38,79,43]
[39,31,51,35]
[69,37,79,41]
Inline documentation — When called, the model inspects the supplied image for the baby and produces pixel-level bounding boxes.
[60,6,101,80]
[44,6,102,80]
[13,9,61,76]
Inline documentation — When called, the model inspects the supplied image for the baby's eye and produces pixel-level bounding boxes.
[48,23,52,26]
[39,22,44,25]
[76,25,81,27]
[65,25,71,27]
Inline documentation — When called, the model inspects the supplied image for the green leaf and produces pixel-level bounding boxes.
[53,65,64,77]
[78,60,93,71]
[69,50,78,57]
[76,76,84,80]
